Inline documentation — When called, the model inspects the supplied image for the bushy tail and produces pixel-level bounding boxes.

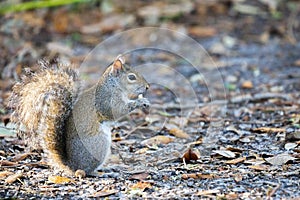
[9,60,80,173]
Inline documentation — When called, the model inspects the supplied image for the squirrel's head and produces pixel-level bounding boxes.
[107,55,150,100]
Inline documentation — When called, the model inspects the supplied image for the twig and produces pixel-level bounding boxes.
[151,100,227,110]
[267,183,281,200]
[151,93,296,110]
[156,157,180,166]
[122,122,150,140]
[230,93,293,104]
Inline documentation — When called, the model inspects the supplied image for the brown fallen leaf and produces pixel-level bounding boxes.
[48,176,73,184]
[226,147,243,153]
[135,147,149,154]
[248,165,269,171]
[182,173,214,180]
[0,160,19,167]
[51,9,69,33]
[265,153,296,165]
[141,135,174,146]
[11,152,37,162]
[225,157,246,164]
[293,59,300,66]
[241,80,253,89]
[252,127,285,133]
[0,150,5,156]
[0,171,13,178]
[168,128,190,139]
[39,187,60,192]
[244,159,265,165]
[182,148,200,163]
[188,26,217,37]
[5,172,23,184]
[93,189,118,198]
[131,181,152,191]
[224,192,239,199]
[213,150,236,158]
[196,189,220,196]
[129,173,149,181]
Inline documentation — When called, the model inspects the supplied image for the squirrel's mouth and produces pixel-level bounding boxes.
[129,93,144,100]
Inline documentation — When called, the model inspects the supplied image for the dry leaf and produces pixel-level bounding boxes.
[225,157,246,164]
[0,160,19,166]
[213,150,236,158]
[19,12,45,27]
[182,148,200,162]
[52,10,69,33]
[135,147,149,154]
[196,189,220,196]
[294,59,300,66]
[0,171,13,178]
[252,127,285,133]
[226,147,243,153]
[244,159,265,165]
[188,26,217,37]
[48,176,73,184]
[131,181,152,191]
[182,173,214,180]
[93,189,118,198]
[224,192,239,199]
[129,173,149,181]
[284,143,298,150]
[248,165,269,171]
[11,152,36,162]
[0,150,5,156]
[241,80,253,89]
[81,14,135,34]
[141,135,174,146]
[169,128,190,139]
[265,153,296,165]
[188,139,203,146]
[5,172,23,184]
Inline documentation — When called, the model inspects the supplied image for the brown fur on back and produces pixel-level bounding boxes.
[9,60,80,173]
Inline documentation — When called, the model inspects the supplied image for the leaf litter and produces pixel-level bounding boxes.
[0,0,300,199]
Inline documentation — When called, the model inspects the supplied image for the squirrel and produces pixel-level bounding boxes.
[9,55,150,176]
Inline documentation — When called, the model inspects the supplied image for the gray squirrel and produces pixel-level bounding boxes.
[9,55,150,176]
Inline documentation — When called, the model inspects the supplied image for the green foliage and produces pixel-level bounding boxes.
[0,0,95,15]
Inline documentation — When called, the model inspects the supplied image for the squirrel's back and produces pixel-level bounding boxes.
[10,60,80,172]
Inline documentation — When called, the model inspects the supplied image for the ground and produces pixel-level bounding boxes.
[0,0,300,199]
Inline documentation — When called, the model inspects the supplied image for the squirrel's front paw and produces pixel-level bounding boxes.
[129,98,150,114]
[138,98,150,114]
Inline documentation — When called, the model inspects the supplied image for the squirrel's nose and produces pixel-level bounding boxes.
[146,84,150,90]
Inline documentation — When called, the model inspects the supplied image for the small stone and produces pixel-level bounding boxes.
[241,80,253,89]
[226,75,238,83]
[284,143,298,150]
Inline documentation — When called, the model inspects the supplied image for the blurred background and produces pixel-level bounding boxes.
[1,0,300,122]
[1,0,300,116]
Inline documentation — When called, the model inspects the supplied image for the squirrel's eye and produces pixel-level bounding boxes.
[127,73,137,82]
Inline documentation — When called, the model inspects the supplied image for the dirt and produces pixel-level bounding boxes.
[0,0,300,199]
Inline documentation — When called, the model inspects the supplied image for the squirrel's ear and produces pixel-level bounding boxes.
[111,55,125,75]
